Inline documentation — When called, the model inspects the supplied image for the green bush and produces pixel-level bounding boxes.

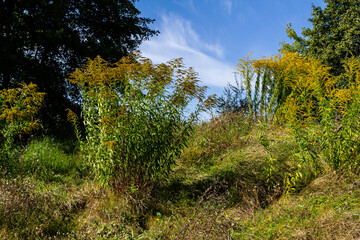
[68,52,215,190]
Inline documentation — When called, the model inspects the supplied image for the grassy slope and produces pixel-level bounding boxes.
[234,173,360,239]
[0,113,359,239]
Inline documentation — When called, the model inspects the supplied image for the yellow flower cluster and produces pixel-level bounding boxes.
[236,49,360,132]
[0,82,45,138]
[66,108,79,124]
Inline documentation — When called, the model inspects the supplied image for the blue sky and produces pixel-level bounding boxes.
[137,0,326,97]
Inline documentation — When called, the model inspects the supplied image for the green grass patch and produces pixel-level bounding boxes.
[20,136,88,183]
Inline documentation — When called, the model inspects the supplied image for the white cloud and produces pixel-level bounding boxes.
[139,13,235,88]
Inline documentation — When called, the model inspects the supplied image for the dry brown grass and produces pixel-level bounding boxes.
[0,177,89,239]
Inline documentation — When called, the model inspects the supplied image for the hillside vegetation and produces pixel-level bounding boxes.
[1,50,360,238]
[0,109,359,239]
[1,1,360,238]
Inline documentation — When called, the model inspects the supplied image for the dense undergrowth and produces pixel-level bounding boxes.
[1,112,359,239]
[1,52,360,239]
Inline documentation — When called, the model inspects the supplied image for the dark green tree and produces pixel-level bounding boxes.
[0,0,158,133]
[282,0,360,76]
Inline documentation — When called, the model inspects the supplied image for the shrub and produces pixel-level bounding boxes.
[68,52,216,190]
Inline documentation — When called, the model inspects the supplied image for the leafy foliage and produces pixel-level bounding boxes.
[0,0,158,132]
[68,52,216,190]
[282,0,360,76]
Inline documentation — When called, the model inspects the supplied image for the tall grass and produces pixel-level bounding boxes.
[20,137,86,182]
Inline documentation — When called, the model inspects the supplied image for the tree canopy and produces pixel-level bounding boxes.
[0,0,158,132]
[282,0,360,76]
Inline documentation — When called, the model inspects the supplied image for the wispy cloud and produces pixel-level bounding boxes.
[222,0,233,15]
[174,0,196,13]
[139,13,235,87]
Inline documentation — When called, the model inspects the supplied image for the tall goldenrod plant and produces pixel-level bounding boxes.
[68,52,216,190]
[236,50,360,177]
[253,51,360,173]
[0,83,45,161]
